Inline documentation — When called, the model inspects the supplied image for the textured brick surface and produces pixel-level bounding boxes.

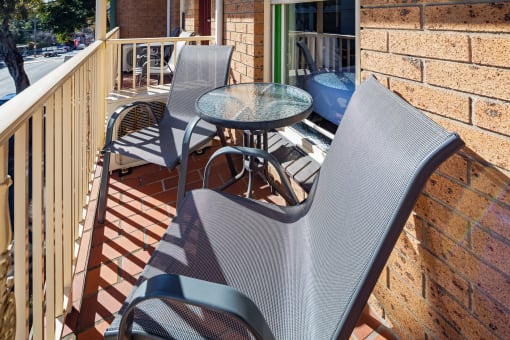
[479,202,510,245]
[395,230,423,270]
[425,279,494,339]
[420,249,470,307]
[390,79,470,122]
[389,31,470,61]
[360,29,388,51]
[425,173,495,223]
[433,117,510,170]
[472,35,510,67]
[361,1,510,338]
[373,283,427,338]
[425,3,510,32]
[361,0,389,5]
[471,226,510,274]
[361,50,422,80]
[474,99,510,137]
[117,0,173,38]
[470,160,510,206]
[436,153,469,184]
[472,287,510,339]
[415,195,470,244]
[361,7,421,30]
[224,0,264,81]
[425,226,510,309]
[387,251,423,292]
[387,270,462,339]
[426,60,510,101]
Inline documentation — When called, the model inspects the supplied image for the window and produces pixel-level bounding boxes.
[272,0,356,150]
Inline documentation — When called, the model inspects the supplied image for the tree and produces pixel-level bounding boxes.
[39,0,95,44]
[0,0,38,94]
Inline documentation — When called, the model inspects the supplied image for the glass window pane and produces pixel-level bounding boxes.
[281,0,355,138]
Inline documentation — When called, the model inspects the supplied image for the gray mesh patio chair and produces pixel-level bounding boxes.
[97,45,234,224]
[104,76,464,339]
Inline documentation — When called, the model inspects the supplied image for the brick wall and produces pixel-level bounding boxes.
[116,0,180,38]
[224,0,265,82]
[360,1,510,338]
[183,0,199,33]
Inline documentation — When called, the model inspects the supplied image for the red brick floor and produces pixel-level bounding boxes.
[62,140,397,340]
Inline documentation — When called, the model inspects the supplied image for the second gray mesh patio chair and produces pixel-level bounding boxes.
[97,45,234,224]
[140,31,195,85]
[104,76,464,339]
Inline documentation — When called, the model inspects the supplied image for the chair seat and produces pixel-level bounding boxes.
[105,189,345,339]
[105,117,217,169]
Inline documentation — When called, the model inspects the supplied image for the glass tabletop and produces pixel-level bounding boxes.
[195,82,313,130]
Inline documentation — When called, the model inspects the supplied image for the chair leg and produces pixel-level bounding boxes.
[217,128,238,178]
[97,151,112,224]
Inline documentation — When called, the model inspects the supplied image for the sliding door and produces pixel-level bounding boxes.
[272,0,356,137]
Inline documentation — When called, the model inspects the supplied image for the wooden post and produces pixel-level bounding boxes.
[0,143,15,339]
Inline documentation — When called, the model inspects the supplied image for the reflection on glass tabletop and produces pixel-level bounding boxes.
[195,82,313,130]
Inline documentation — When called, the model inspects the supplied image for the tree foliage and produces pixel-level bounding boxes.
[39,0,95,43]
[0,0,96,93]
[0,0,39,93]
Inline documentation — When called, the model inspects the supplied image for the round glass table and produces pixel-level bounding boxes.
[195,82,313,203]
[195,82,313,131]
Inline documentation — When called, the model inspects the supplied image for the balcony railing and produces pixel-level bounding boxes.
[289,31,355,75]
[0,27,213,339]
[106,35,215,92]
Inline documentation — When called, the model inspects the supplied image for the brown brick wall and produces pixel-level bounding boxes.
[116,0,180,38]
[361,1,510,338]
[224,0,265,82]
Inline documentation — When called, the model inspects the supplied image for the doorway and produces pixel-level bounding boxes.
[199,0,211,37]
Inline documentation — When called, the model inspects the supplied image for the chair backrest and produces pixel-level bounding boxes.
[297,39,319,74]
[168,31,195,69]
[162,45,233,125]
[303,76,463,338]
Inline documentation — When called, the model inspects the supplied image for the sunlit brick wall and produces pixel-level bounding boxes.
[360,1,510,338]
[224,0,265,82]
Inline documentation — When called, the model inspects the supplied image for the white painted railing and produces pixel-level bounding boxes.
[0,27,216,339]
[106,35,215,92]
[289,31,355,74]
[0,30,115,338]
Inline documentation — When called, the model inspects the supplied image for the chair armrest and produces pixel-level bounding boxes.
[176,115,203,210]
[118,274,275,340]
[203,145,299,205]
[104,101,157,148]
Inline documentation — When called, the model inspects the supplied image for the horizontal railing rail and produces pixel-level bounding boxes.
[289,31,355,75]
[106,35,215,92]
[0,27,216,339]
[0,29,114,339]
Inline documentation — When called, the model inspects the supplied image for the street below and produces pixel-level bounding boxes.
[0,52,79,98]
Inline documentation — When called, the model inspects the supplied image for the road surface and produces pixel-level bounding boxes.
[0,54,74,98]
